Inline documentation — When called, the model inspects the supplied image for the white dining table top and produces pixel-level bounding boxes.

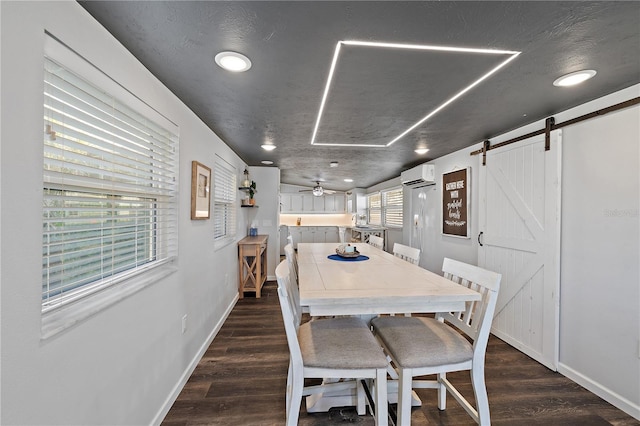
[297,242,481,316]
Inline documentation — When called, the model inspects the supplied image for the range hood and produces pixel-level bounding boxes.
[401,164,436,188]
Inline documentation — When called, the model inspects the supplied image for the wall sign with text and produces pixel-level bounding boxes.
[442,168,470,238]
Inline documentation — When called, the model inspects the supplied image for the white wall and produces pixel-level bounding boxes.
[1,2,248,424]
[248,166,280,279]
[559,101,639,418]
[404,150,481,273]
[405,85,640,419]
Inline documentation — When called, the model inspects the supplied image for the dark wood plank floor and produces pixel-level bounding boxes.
[163,281,639,426]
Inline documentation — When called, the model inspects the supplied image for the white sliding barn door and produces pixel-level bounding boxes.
[478,131,561,370]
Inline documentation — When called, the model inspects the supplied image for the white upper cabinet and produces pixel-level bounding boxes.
[280,193,346,213]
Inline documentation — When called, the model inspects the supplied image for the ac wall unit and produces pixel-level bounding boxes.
[401,164,436,188]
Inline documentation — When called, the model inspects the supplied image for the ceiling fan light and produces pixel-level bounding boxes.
[312,186,324,196]
[553,70,596,87]
[215,51,252,72]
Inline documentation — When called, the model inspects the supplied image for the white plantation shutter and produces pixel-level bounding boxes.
[42,50,178,311]
[367,192,382,225]
[383,187,403,227]
[214,156,236,243]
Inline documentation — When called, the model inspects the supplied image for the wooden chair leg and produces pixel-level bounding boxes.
[471,365,490,425]
[437,372,447,410]
[285,362,293,413]
[375,369,389,426]
[357,379,366,415]
[397,368,412,426]
[287,377,303,426]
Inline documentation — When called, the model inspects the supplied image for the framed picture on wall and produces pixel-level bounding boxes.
[442,167,470,238]
[191,160,211,220]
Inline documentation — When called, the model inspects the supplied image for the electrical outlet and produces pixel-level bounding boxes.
[182,314,187,334]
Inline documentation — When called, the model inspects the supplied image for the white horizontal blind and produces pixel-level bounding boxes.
[383,187,404,227]
[214,156,236,241]
[42,56,179,311]
[367,192,382,225]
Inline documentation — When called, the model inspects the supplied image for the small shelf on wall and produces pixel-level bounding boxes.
[241,204,258,208]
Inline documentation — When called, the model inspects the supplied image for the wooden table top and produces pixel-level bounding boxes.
[297,242,480,316]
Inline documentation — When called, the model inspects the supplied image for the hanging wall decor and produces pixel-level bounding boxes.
[442,167,470,238]
[191,160,211,220]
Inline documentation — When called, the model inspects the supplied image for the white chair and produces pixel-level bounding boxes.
[275,261,389,426]
[368,235,384,250]
[284,243,298,282]
[392,243,420,265]
[287,234,294,247]
[371,258,501,425]
[338,226,346,243]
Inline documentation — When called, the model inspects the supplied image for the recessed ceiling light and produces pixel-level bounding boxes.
[330,161,339,167]
[344,178,353,182]
[261,160,274,165]
[414,148,429,155]
[214,51,252,72]
[261,144,276,151]
[553,70,596,87]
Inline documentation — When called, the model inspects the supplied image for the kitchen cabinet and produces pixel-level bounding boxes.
[280,193,346,213]
[287,226,341,248]
[323,227,340,243]
[323,194,346,212]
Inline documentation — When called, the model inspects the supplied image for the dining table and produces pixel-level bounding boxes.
[296,242,482,415]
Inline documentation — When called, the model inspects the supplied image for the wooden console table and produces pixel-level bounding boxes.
[238,235,268,298]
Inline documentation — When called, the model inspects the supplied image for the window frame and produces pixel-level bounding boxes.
[382,186,404,228]
[41,35,179,333]
[367,187,404,228]
[213,155,237,249]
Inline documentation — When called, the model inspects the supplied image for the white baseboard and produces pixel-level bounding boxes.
[558,362,640,421]
[151,293,239,425]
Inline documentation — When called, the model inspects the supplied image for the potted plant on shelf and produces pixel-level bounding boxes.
[249,181,257,205]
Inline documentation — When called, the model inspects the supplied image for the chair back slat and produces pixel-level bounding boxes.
[392,243,421,265]
[275,261,304,365]
[368,235,384,250]
[440,258,501,347]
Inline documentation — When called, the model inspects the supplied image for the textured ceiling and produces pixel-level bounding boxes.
[79,1,640,191]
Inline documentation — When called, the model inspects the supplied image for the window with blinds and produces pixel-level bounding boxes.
[367,192,382,225]
[213,156,236,244]
[382,187,404,228]
[42,54,179,312]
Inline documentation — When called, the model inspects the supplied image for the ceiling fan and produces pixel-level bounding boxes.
[299,181,339,197]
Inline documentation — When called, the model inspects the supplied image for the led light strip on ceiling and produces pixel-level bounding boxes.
[310,40,521,148]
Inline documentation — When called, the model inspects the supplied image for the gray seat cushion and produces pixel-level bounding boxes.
[298,317,388,369]
[372,316,473,369]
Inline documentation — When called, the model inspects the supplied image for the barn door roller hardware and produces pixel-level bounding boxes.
[471,97,639,163]
[482,140,490,166]
[544,117,555,151]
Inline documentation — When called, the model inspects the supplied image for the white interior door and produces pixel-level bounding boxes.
[478,131,561,370]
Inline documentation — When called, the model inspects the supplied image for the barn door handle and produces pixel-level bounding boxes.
[478,231,484,247]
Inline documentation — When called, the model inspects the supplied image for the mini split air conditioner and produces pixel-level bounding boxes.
[401,164,436,188]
